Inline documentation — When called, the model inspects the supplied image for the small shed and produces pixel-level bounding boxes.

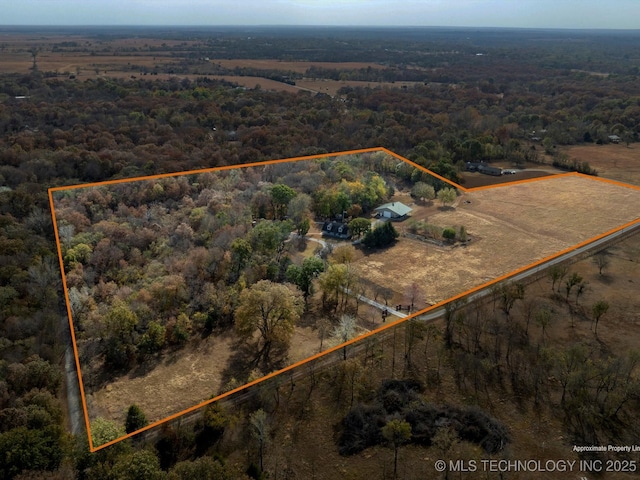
[374,202,412,220]
[608,135,621,144]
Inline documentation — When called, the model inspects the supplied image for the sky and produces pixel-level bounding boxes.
[1,0,639,29]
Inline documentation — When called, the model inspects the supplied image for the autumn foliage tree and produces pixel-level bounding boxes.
[437,187,457,207]
[348,217,371,239]
[103,300,139,369]
[411,182,435,203]
[270,184,296,219]
[234,280,304,364]
[382,418,412,480]
[285,256,325,299]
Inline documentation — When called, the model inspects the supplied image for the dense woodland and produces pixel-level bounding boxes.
[1,26,640,479]
[52,153,414,406]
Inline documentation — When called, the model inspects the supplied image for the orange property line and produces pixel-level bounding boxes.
[48,147,640,452]
[47,147,384,193]
[48,189,96,450]
[50,147,388,451]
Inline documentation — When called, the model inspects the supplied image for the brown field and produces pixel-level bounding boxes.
[354,175,640,306]
[563,144,640,186]
[208,75,303,93]
[86,322,326,426]
[212,59,387,73]
[296,78,424,96]
[0,33,423,94]
[0,48,422,95]
[212,59,426,95]
[0,51,179,76]
[207,76,425,96]
[460,169,552,189]
[458,160,568,189]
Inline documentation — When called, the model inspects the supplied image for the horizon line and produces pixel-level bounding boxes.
[1,24,639,32]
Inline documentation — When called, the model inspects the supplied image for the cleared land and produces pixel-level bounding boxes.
[211,59,386,73]
[0,50,421,95]
[208,75,303,92]
[206,77,425,96]
[0,34,423,95]
[459,169,552,189]
[563,144,640,186]
[295,78,424,96]
[0,51,179,77]
[354,175,640,306]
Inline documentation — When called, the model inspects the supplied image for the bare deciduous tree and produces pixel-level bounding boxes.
[593,251,610,276]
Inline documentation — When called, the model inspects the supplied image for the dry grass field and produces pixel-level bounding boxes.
[208,75,303,93]
[206,76,424,96]
[0,51,179,76]
[0,35,182,75]
[212,59,386,73]
[0,33,424,94]
[296,78,424,96]
[563,144,640,186]
[354,174,640,306]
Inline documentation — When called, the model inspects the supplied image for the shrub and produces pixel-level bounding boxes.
[442,228,456,240]
[337,379,509,456]
[362,222,399,248]
[338,403,386,455]
[125,404,148,434]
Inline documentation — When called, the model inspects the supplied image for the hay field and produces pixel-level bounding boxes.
[354,174,640,305]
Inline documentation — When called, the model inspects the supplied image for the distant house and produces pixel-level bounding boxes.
[466,162,503,176]
[477,164,503,176]
[374,202,412,220]
[608,134,621,144]
[322,221,351,239]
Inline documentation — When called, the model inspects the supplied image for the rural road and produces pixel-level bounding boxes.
[303,234,328,249]
[343,287,408,319]
[64,340,83,435]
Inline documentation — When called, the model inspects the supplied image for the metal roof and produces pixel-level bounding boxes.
[374,202,412,216]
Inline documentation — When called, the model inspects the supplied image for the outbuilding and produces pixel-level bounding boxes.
[374,202,412,220]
